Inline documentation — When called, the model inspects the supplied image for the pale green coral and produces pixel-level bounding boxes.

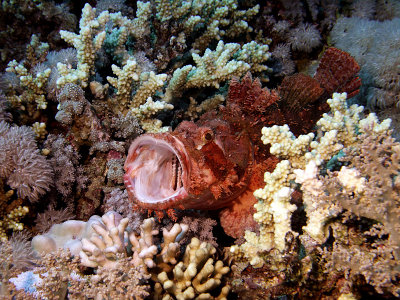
[164,40,271,102]
[155,0,259,52]
[57,4,109,88]
[6,59,51,110]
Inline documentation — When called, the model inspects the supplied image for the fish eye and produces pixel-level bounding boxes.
[204,132,213,141]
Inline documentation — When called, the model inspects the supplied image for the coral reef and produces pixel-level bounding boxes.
[0,1,399,299]
[124,47,360,239]
[231,92,399,298]
[26,211,230,299]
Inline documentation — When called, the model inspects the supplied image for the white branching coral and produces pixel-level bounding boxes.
[154,238,230,300]
[231,92,393,267]
[57,4,109,88]
[80,211,129,268]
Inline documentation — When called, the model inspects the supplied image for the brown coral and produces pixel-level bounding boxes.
[228,72,280,123]
[278,73,324,110]
[314,47,361,98]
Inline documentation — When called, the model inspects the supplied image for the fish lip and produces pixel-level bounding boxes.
[124,133,190,210]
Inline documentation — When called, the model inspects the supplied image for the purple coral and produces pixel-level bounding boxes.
[0,121,53,202]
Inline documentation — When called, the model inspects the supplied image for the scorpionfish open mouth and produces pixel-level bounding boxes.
[124,134,190,210]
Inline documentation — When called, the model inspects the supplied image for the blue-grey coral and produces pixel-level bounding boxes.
[331,17,400,108]
[0,121,53,202]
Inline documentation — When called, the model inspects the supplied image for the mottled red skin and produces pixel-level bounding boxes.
[124,117,254,212]
[124,48,360,238]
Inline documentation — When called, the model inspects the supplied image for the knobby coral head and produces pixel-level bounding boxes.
[124,117,254,211]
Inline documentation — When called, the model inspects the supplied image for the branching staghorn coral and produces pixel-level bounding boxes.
[57,4,109,89]
[164,40,271,102]
[146,0,261,69]
[3,35,50,111]
[106,57,171,131]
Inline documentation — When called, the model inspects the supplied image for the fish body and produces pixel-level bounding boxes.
[124,117,254,211]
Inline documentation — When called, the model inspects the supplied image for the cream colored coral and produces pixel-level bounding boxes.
[155,237,230,300]
[132,1,151,37]
[261,125,314,168]
[129,218,159,268]
[132,71,168,108]
[108,2,151,61]
[186,41,249,89]
[232,92,393,267]
[107,58,139,106]
[130,97,174,133]
[0,205,29,242]
[267,187,297,251]
[32,122,47,139]
[294,160,342,243]
[6,60,51,110]
[58,4,109,88]
[129,217,188,269]
[80,211,129,269]
[337,166,366,194]
[164,65,193,103]
[236,41,272,73]
[166,40,270,100]
[232,161,297,265]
